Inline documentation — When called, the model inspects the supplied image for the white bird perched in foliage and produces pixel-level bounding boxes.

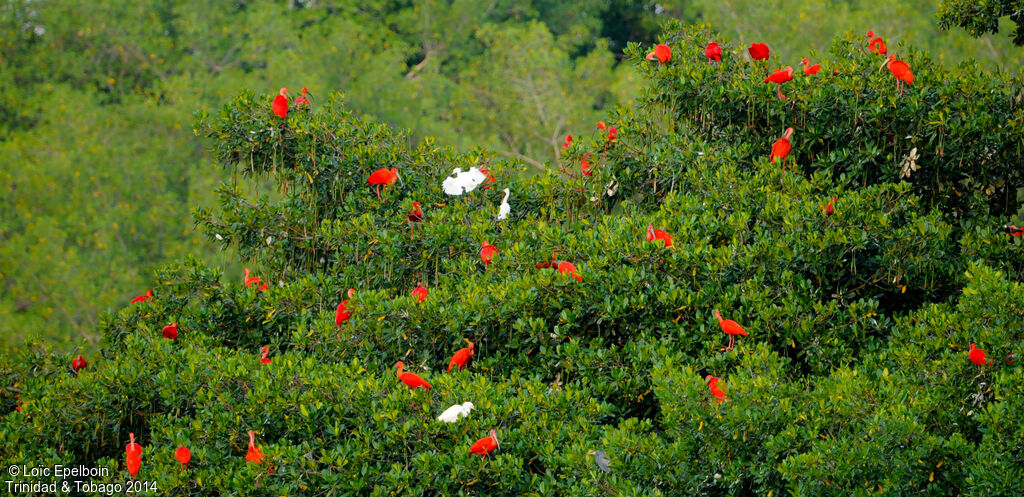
[442,167,488,196]
[437,402,475,423]
[497,188,511,221]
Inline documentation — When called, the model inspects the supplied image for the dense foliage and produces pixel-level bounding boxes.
[3,19,1023,495]
[938,0,1024,45]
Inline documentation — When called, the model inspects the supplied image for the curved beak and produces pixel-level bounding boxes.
[396,171,405,187]
[878,59,888,72]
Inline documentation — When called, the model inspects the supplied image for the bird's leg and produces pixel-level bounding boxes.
[899,81,904,98]
[777,85,786,101]
[375,186,381,200]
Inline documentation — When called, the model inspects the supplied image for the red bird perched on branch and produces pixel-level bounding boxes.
[469,429,500,457]
[558,261,583,282]
[480,241,498,268]
[645,44,671,63]
[395,361,432,389]
[175,446,191,471]
[246,430,265,465]
[260,346,271,364]
[1005,225,1024,236]
[715,310,748,352]
[130,289,153,304]
[243,268,269,292]
[880,55,914,98]
[448,340,475,372]
[162,323,178,340]
[764,66,794,100]
[71,354,87,373]
[802,58,821,75]
[748,42,769,61]
[969,343,992,374]
[770,128,794,167]
[562,134,573,150]
[294,87,310,108]
[408,201,423,236]
[821,197,836,217]
[272,88,289,119]
[412,282,428,303]
[336,288,356,327]
[704,42,722,63]
[646,225,672,248]
[597,121,617,142]
[866,31,887,55]
[705,375,726,403]
[125,433,142,479]
[581,153,593,177]
[367,167,400,200]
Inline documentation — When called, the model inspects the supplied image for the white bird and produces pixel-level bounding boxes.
[442,167,488,196]
[497,188,511,221]
[437,402,475,423]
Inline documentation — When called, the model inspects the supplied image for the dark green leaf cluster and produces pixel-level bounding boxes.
[938,0,1024,45]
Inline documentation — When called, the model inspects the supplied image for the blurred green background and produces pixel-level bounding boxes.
[1,0,1020,352]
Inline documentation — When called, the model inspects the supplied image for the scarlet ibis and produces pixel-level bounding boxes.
[336,288,356,326]
[497,188,511,221]
[562,135,573,149]
[764,66,794,100]
[246,430,265,465]
[295,87,310,108]
[607,126,617,141]
[272,88,289,119]
[801,58,821,75]
[125,433,142,479]
[130,289,153,304]
[770,128,794,168]
[408,201,423,236]
[645,44,671,63]
[395,361,432,389]
[480,241,498,268]
[537,249,559,269]
[714,310,748,352]
[162,323,178,340]
[748,43,770,61]
[705,375,727,402]
[866,32,887,55]
[175,446,191,471]
[260,346,271,364]
[969,343,991,374]
[589,450,612,474]
[448,340,475,372]
[243,268,269,291]
[412,282,428,303]
[469,429,500,457]
[646,225,673,248]
[438,402,475,423]
[821,197,836,217]
[704,42,722,63]
[1005,225,1024,236]
[581,153,593,177]
[480,163,497,191]
[71,354,87,373]
[880,55,913,98]
[558,261,582,282]
[442,167,488,195]
[367,168,400,200]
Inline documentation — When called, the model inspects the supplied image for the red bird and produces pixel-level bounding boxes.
[646,224,672,248]
[1005,225,1024,236]
[71,354,87,373]
[801,58,821,75]
[243,268,269,292]
[272,88,289,119]
[558,261,582,282]
[448,341,475,372]
[581,153,593,177]
[175,445,191,471]
[714,310,748,352]
[705,375,726,403]
[125,432,142,479]
[537,249,559,269]
[246,430,265,465]
[969,343,992,373]
[645,44,671,63]
[764,66,794,100]
[469,429,500,457]
[395,361,432,389]
[408,201,423,236]
[867,31,887,55]
[821,197,836,217]
[562,134,573,149]
[130,289,153,304]
[162,323,179,340]
[294,87,310,108]
[335,288,356,327]
[412,282,428,303]
[260,346,271,365]
[880,55,914,98]
[367,167,400,200]
[770,128,794,167]
[480,241,498,268]
[748,43,770,61]
[704,42,722,63]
